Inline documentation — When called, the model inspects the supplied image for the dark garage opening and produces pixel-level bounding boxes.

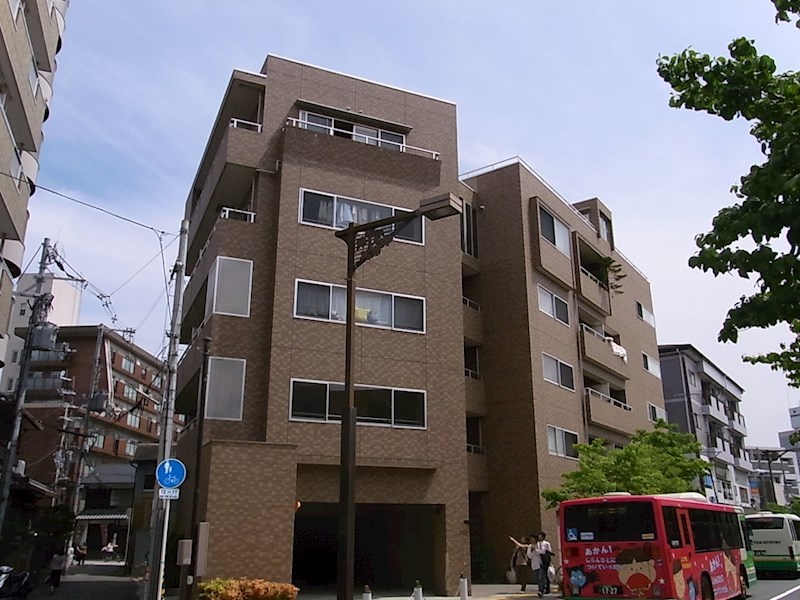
[293,503,440,591]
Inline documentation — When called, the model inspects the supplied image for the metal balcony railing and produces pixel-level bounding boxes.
[229,118,262,133]
[580,266,609,290]
[462,296,481,311]
[286,117,440,160]
[586,387,632,412]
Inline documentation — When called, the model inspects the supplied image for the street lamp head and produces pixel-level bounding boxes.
[418,193,462,221]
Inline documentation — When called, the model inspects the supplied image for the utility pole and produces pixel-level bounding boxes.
[145,219,188,600]
[0,238,53,536]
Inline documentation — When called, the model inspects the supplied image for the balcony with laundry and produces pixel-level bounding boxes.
[579,319,630,380]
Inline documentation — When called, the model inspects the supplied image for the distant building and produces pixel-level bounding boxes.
[174,54,666,593]
[7,324,168,558]
[658,344,753,507]
[746,446,799,508]
[0,0,70,338]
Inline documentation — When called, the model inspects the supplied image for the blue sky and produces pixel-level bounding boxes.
[25,0,800,445]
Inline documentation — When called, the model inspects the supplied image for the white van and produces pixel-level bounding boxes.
[746,512,800,577]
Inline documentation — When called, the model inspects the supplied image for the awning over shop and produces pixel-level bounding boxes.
[76,509,129,521]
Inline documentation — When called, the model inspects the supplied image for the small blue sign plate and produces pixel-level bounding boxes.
[156,458,187,489]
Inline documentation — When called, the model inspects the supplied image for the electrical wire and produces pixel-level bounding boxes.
[0,170,178,237]
[109,235,178,296]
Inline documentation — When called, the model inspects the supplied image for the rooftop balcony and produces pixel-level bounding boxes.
[580,324,630,380]
[585,387,632,435]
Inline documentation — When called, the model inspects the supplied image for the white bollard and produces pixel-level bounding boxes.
[413,579,424,600]
[458,573,468,600]
[363,585,373,600]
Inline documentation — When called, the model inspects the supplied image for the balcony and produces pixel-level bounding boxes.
[467,449,488,492]
[464,370,485,415]
[186,123,263,271]
[577,266,611,314]
[585,387,632,435]
[462,297,482,345]
[580,324,629,380]
[700,399,728,424]
[729,412,747,436]
[705,437,735,465]
[286,116,438,159]
[734,454,753,471]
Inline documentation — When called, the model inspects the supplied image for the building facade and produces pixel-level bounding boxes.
[0,0,69,338]
[746,446,799,508]
[6,324,166,554]
[175,56,665,593]
[658,344,753,507]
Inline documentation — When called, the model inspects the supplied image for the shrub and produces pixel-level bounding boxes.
[198,578,299,600]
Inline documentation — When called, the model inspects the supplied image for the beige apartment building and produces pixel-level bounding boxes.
[174,55,664,594]
[0,0,69,339]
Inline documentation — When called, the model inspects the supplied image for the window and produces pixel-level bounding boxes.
[539,206,571,257]
[126,412,141,429]
[690,509,742,552]
[294,280,425,333]
[563,502,657,542]
[547,425,579,458]
[538,285,569,325]
[648,402,667,423]
[466,417,483,453]
[460,202,479,258]
[636,301,656,327]
[122,356,135,373]
[299,190,423,243]
[542,353,575,391]
[599,214,612,243]
[94,434,105,450]
[11,351,17,363]
[124,385,137,401]
[290,379,426,428]
[299,111,406,152]
[6,378,14,391]
[205,357,246,420]
[464,346,480,379]
[19,306,26,316]
[8,0,21,20]
[642,353,662,378]
[662,506,683,548]
[688,371,697,387]
[206,256,252,318]
[125,441,138,456]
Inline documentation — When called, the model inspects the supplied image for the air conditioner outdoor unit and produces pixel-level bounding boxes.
[13,460,25,476]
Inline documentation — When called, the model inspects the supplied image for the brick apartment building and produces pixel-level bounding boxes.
[0,0,69,340]
[174,55,664,593]
[2,323,166,554]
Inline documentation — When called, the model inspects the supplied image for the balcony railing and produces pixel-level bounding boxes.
[286,117,440,160]
[580,266,608,291]
[192,207,255,274]
[230,118,262,133]
[462,296,481,311]
[586,387,631,412]
[465,368,481,381]
[467,444,485,455]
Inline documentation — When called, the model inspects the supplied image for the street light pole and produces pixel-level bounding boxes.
[334,194,461,600]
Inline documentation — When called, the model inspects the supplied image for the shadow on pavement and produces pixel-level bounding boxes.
[26,562,139,600]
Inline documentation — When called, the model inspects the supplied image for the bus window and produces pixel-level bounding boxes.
[690,508,723,551]
[748,516,786,530]
[563,502,657,542]
[662,506,683,548]
[792,520,800,541]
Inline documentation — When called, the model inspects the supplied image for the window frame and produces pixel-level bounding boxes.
[537,285,570,326]
[538,206,571,257]
[547,425,579,459]
[289,378,427,430]
[636,301,656,327]
[642,352,662,379]
[298,188,424,245]
[208,256,253,318]
[542,353,575,391]
[647,402,667,423]
[294,279,426,334]
[204,357,247,421]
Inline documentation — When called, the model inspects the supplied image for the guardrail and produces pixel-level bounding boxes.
[462,296,481,311]
[464,368,481,381]
[586,387,631,412]
[580,266,609,290]
[230,118,262,133]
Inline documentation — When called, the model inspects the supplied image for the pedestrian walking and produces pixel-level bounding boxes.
[48,548,66,594]
[534,532,553,597]
[76,543,87,566]
[509,535,536,592]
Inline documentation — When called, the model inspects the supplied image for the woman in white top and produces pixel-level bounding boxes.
[534,532,553,597]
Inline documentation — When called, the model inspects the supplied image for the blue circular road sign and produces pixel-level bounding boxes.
[156,458,187,489]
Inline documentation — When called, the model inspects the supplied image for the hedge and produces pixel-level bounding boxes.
[197,578,299,600]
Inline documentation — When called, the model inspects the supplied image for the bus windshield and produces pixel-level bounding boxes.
[748,517,787,530]
[563,501,657,543]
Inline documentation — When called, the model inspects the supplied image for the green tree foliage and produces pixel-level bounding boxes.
[541,421,710,508]
[656,0,800,387]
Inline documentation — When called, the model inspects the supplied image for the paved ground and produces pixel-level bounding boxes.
[27,562,139,600]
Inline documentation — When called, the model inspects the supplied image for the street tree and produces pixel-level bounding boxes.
[541,421,710,508]
[656,0,800,388]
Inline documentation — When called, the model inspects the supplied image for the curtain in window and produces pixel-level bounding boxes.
[302,192,334,226]
[297,283,331,319]
[355,290,392,326]
[214,258,252,316]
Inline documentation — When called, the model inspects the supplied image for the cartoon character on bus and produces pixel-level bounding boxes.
[722,548,738,592]
[567,566,598,597]
[616,547,657,597]
[672,560,686,599]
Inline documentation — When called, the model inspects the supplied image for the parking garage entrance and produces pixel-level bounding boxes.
[292,503,440,591]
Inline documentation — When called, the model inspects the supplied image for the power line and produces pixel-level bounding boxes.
[0,170,178,237]
[109,235,178,296]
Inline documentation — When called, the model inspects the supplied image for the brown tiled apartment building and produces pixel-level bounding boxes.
[174,55,664,594]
